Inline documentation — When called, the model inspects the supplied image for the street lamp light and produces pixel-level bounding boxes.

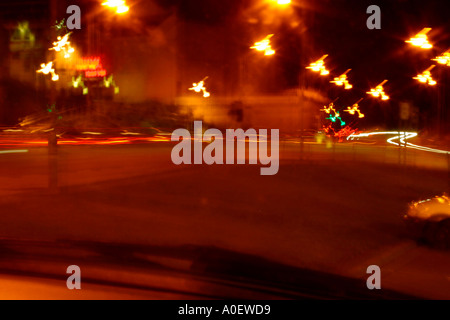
[37,28,78,82]
[320,102,337,115]
[189,77,211,98]
[330,69,353,89]
[413,65,437,86]
[367,80,390,100]
[432,49,450,66]
[344,99,365,118]
[306,54,330,76]
[37,61,59,81]
[405,28,433,49]
[101,0,130,14]
[273,0,291,5]
[49,32,75,59]
[250,34,276,56]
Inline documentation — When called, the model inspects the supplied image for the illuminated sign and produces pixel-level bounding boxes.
[76,57,107,78]
[85,70,107,78]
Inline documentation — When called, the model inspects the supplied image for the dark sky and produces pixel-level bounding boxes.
[1,0,449,105]
[161,0,450,127]
[157,0,450,96]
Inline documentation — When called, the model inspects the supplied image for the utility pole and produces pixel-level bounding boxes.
[437,67,444,138]
[48,0,58,191]
[298,8,306,159]
[49,0,58,153]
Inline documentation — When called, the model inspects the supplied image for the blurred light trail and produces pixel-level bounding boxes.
[250,34,276,56]
[324,124,359,142]
[36,62,59,81]
[81,132,104,135]
[367,80,389,100]
[50,32,75,59]
[0,150,29,155]
[121,131,142,136]
[189,77,211,98]
[102,0,129,14]
[406,28,433,49]
[0,136,172,147]
[320,103,336,114]
[320,102,345,125]
[344,101,365,118]
[326,112,346,126]
[321,103,346,125]
[433,50,450,66]
[330,69,353,89]
[347,132,450,155]
[306,55,330,76]
[414,66,437,86]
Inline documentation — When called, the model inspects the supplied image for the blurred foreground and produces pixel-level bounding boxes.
[0,140,449,299]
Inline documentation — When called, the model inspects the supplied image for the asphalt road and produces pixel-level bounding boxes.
[0,142,449,299]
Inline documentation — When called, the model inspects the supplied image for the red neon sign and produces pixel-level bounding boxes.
[85,70,107,78]
[76,57,107,78]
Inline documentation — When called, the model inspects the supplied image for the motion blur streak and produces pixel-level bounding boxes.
[0,136,171,147]
[348,132,450,155]
[0,150,29,155]
[81,132,104,135]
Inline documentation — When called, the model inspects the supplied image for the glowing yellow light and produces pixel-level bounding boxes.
[251,34,276,56]
[406,28,433,49]
[367,80,389,101]
[72,75,88,95]
[344,104,365,118]
[102,0,129,14]
[414,72,437,85]
[189,77,211,98]
[274,0,291,5]
[37,62,59,81]
[432,50,450,66]
[414,66,437,86]
[50,32,75,59]
[331,69,353,89]
[306,55,330,76]
[0,149,29,155]
[116,5,129,14]
[11,21,35,43]
[72,76,80,88]
[320,103,336,114]
[103,75,120,94]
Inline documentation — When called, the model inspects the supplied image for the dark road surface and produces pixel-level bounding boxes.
[0,142,449,299]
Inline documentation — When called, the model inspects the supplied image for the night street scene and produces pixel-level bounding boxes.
[0,0,449,301]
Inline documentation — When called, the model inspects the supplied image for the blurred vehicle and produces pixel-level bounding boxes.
[404,194,450,249]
